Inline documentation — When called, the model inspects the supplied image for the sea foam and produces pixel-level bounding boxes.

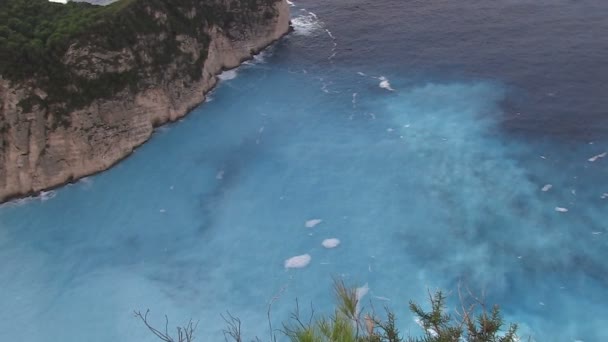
[305,219,322,228]
[379,76,395,91]
[218,69,238,81]
[322,238,340,248]
[284,254,312,269]
[355,283,370,315]
[291,12,323,36]
[588,151,606,162]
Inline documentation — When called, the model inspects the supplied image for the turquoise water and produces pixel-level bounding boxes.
[2,1,608,341]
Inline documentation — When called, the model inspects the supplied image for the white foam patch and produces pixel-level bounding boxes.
[601,193,608,199]
[79,177,94,188]
[1,189,60,208]
[218,69,238,81]
[555,207,569,213]
[414,318,439,337]
[322,238,340,248]
[379,76,395,91]
[243,51,268,66]
[284,254,311,269]
[156,126,170,133]
[541,184,553,192]
[253,52,267,64]
[39,191,56,201]
[0,197,32,208]
[286,0,295,6]
[291,13,323,36]
[588,151,606,162]
[321,83,330,93]
[305,219,322,228]
[355,283,369,315]
[356,283,369,301]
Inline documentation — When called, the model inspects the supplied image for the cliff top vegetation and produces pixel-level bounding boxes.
[0,0,278,115]
[0,0,136,80]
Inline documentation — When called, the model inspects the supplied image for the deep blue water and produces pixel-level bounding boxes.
[1,1,608,341]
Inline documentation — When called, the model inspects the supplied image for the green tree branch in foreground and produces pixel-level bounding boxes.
[137,280,519,342]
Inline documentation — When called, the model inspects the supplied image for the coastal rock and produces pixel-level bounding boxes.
[0,0,290,202]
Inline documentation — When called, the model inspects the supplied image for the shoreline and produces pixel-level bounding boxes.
[0,24,293,205]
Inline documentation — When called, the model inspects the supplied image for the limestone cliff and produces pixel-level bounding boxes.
[0,0,290,202]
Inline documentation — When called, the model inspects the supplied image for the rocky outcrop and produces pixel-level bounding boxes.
[0,0,290,202]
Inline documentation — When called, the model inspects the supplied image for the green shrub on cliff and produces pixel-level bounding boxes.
[0,0,135,79]
[0,0,279,116]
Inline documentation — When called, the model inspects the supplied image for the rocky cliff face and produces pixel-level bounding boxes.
[0,0,290,202]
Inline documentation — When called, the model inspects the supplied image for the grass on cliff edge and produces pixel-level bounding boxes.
[136,280,519,342]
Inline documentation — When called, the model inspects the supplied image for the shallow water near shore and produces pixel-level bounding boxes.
[1,1,608,341]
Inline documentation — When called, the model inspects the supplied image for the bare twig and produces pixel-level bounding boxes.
[289,298,307,329]
[456,282,478,332]
[267,282,289,342]
[134,310,197,342]
[308,301,316,327]
[221,311,242,342]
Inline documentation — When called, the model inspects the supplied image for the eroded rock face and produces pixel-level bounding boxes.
[0,0,290,202]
